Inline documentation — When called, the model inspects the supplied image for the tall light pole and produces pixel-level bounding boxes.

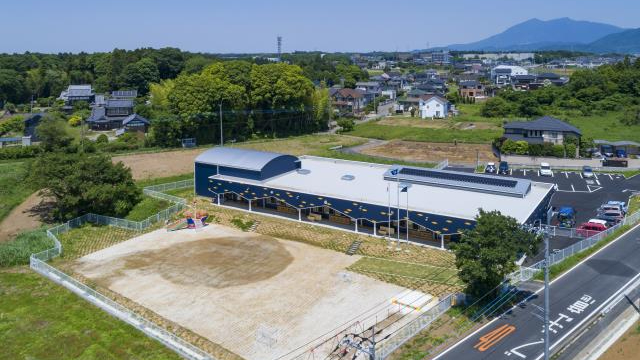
[543,230,550,360]
[219,101,223,146]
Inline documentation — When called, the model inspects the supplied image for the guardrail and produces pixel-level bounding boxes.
[434,159,449,170]
[31,179,213,360]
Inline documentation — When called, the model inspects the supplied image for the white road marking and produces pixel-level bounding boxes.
[571,184,575,192]
[579,172,584,179]
[432,222,640,360]
[564,172,569,179]
[524,169,527,176]
[608,174,613,180]
[595,179,600,185]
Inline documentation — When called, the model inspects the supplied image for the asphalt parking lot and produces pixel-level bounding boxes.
[446,165,640,264]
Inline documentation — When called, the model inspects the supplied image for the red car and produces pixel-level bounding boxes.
[576,222,608,237]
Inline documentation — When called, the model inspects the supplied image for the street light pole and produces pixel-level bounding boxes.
[544,230,550,360]
[219,102,224,146]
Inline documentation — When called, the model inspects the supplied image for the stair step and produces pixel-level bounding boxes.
[346,240,362,255]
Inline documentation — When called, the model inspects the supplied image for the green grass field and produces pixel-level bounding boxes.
[348,257,461,286]
[0,269,180,360]
[348,121,501,144]
[0,161,36,223]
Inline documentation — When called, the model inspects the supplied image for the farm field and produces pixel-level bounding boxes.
[358,139,497,165]
[112,134,366,180]
[347,119,502,144]
[71,224,418,360]
[600,320,640,360]
[0,268,180,360]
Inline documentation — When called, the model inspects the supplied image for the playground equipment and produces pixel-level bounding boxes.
[166,202,209,231]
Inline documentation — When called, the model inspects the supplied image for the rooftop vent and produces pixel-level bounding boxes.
[297,169,311,175]
[341,174,355,181]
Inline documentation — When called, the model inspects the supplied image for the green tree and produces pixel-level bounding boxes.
[514,141,529,155]
[451,210,540,299]
[35,115,74,151]
[481,97,511,117]
[0,69,27,104]
[183,56,215,74]
[149,117,183,147]
[620,105,640,126]
[121,58,160,95]
[30,153,141,220]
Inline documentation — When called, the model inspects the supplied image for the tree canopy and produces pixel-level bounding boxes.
[30,153,141,220]
[451,209,541,299]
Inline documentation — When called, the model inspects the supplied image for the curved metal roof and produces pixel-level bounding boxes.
[195,147,298,172]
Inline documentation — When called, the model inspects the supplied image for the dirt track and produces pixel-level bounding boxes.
[0,192,43,242]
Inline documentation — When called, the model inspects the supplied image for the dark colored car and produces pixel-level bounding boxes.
[485,162,496,174]
[616,149,627,158]
[498,161,509,175]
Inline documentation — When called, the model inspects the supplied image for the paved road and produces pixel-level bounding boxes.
[434,222,640,360]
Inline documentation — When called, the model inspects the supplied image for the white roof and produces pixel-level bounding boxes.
[215,156,554,223]
[196,147,297,172]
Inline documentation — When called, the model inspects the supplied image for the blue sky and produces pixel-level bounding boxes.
[2,0,638,53]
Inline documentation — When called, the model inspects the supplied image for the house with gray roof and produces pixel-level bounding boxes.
[503,116,581,145]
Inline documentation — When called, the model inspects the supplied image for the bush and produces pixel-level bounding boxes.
[552,144,565,158]
[500,139,517,154]
[528,143,544,157]
[0,229,54,267]
[96,134,109,144]
[514,141,529,155]
[565,143,577,158]
[68,115,82,127]
[231,216,254,231]
[337,118,355,132]
[0,145,43,160]
[0,115,24,136]
[481,97,511,117]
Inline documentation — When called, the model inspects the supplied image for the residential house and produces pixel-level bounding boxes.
[330,88,366,114]
[105,98,134,118]
[490,65,528,87]
[458,80,486,99]
[58,84,95,110]
[122,114,150,133]
[418,95,449,119]
[503,116,582,145]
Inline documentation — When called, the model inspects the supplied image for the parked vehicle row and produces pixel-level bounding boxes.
[574,200,628,238]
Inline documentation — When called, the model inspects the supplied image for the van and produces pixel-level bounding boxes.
[540,163,553,177]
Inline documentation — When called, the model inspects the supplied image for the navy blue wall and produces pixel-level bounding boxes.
[195,163,218,196]
[261,155,300,180]
[525,186,556,225]
[200,177,476,235]
[219,166,262,181]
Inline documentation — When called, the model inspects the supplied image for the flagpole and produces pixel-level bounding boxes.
[387,182,391,241]
[396,170,400,245]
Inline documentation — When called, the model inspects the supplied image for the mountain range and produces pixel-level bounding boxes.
[435,18,640,54]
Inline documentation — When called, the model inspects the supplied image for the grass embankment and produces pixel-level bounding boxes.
[0,269,180,360]
[0,160,36,222]
[533,224,633,281]
[348,257,462,286]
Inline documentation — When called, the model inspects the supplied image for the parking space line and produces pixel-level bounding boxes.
[579,172,583,179]
[564,172,569,179]
[571,184,575,192]
[608,174,613,180]
[594,173,599,180]
[596,179,600,185]
[551,172,554,177]
[523,169,527,176]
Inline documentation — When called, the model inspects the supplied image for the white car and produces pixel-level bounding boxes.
[540,162,553,177]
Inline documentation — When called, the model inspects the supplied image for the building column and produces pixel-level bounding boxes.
[298,208,302,221]
[373,222,377,236]
[355,219,358,233]
[248,199,252,211]
[440,234,445,250]
[217,193,221,204]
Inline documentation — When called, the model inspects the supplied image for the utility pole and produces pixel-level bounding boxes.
[219,102,223,146]
[544,230,550,360]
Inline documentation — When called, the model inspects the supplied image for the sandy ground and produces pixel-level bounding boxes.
[73,225,425,360]
[112,149,203,180]
[0,192,43,242]
[377,118,500,130]
[359,139,497,165]
[599,319,640,360]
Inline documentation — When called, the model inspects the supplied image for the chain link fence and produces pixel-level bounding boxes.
[31,180,214,360]
[510,208,640,283]
[375,293,456,359]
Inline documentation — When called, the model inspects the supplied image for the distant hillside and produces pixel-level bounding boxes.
[583,28,640,53]
[444,17,625,52]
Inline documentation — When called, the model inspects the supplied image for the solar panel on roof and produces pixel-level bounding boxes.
[399,168,518,188]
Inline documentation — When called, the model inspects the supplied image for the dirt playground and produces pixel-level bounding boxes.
[72,224,417,360]
[359,139,497,165]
